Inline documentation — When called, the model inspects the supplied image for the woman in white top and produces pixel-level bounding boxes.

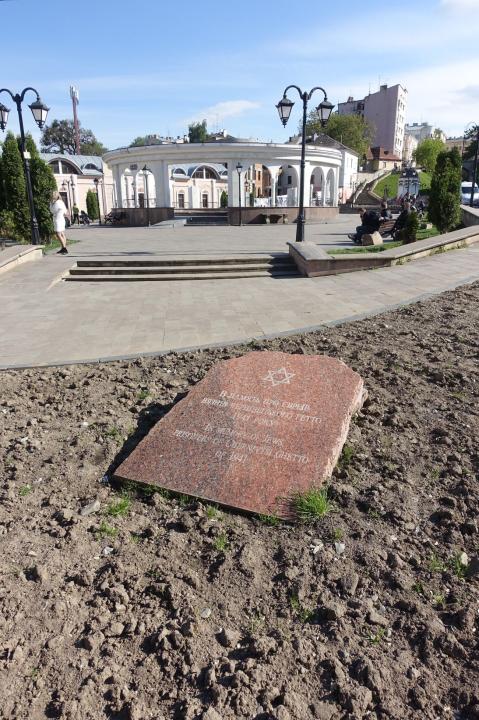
[49,192,69,254]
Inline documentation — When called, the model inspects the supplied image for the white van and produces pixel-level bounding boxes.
[461,181,479,205]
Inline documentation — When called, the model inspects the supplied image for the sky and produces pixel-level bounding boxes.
[0,0,478,150]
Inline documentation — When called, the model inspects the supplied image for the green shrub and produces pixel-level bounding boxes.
[0,210,22,241]
[428,149,462,233]
[403,211,419,243]
[86,189,99,220]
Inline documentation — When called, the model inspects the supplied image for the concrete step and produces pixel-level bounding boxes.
[76,255,290,268]
[65,253,300,282]
[69,262,296,276]
[65,269,300,282]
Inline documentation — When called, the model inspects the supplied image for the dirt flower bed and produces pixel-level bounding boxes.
[1,282,478,720]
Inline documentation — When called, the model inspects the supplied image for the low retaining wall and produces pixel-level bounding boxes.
[228,206,338,225]
[0,244,44,276]
[462,205,479,227]
[289,225,479,278]
[113,207,174,226]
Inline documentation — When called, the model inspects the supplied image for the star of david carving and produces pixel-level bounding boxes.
[262,367,295,387]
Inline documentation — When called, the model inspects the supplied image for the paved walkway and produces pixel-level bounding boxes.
[1,220,478,368]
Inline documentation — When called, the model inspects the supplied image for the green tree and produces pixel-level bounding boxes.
[463,125,479,167]
[0,131,30,240]
[220,190,228,208]
[428,148,462,233]
[41,119,108,155]
[305,112,374,159]
[188,120,208,143]
[413,137,446,173]
[24,134,56,240]
[129,135,163,147]
[86,189,99,220]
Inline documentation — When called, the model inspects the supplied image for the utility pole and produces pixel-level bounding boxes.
[70,86,80,155]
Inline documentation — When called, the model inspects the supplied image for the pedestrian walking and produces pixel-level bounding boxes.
[49,192,69,254]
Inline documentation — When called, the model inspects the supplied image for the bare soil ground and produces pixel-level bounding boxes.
[1,282,478,720]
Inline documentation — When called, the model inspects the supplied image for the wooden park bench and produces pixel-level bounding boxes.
[378,218,396,239]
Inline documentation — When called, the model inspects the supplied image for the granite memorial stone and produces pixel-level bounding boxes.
[115,351,366,517]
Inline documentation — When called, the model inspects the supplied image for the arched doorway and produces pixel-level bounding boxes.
[310,168,325,206]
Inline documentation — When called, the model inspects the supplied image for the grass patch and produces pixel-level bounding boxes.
[105,426,122,440]
[248,612,265,637]
[137,389,149,401]
[374,171,431,199]
[205,504,221,520]
[338,444,355,469]
[94,521,118,540]
[106,495,131,517]
[213,532,229,553]
[450,552,469,579]
[43,237,78,254]
[366,627,387,644]
[19,484,33,497]
[416,225,439,241]
[329,241,402,255]
[258,513,281,526]
[293,487,334,523]
[429,553,446,573]
[290,594,315,623]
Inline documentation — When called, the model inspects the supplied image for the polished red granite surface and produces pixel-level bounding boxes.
[115,352,366,517]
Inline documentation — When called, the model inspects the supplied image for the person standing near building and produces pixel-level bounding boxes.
[72,204,80,224]
[49,192,69,254]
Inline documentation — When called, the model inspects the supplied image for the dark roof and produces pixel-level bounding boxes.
[366,146,401,162]
[288,133,359,156]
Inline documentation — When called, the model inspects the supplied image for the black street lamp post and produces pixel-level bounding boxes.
[0,87,49,245]
[469,126,479,207]
[142,165,152,226]
[276,85,333,242]
[94,178,102,225]
[236,162,243,226]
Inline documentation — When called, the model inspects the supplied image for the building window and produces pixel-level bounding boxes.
[178,192,185,209]
[60,160,79,175]
[50,161,61,173]
[287,175,292,185]
[202,192,209,208]
[193,166,218,179]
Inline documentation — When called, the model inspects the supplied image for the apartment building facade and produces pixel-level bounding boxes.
[338,83,407,159]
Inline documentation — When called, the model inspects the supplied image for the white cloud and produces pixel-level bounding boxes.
[185,100,261,126]
[402,59,479,134]
[441,0,478,8]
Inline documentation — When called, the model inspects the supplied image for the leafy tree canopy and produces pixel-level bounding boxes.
[413,137,446,174]
[305,113,374,159]
[129,135,164,147]
[188,120,208,143]
[41,119,108,156]
[463,124,479,162]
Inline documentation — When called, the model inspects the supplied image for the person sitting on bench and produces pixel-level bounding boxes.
[348,208,381,244]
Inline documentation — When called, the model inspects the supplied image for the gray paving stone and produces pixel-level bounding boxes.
[1,225,479,368]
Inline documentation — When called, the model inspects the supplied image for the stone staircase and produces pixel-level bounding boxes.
[174,209,229,226]
[64,254,301,281]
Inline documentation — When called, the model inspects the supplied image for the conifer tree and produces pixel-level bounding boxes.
[86,189,99,219]
[24,134,56,240]
[428,148,462,233]
[0,131,30,239]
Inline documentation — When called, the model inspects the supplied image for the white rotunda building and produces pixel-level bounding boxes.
[104,137,351,225]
